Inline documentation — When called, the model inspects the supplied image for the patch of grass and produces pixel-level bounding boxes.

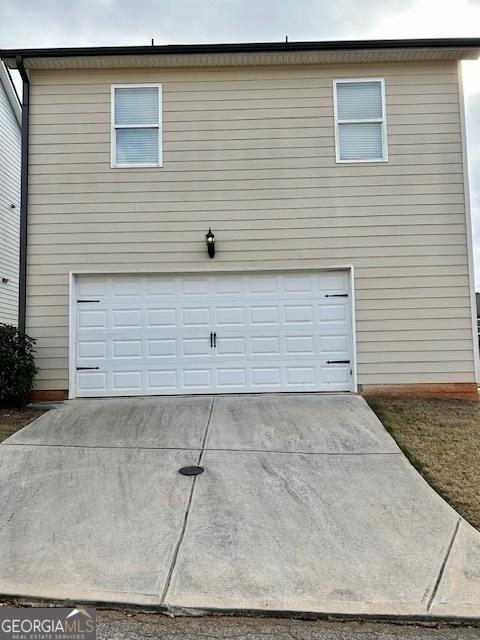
[366,396,480,531]
[0,408,46,443]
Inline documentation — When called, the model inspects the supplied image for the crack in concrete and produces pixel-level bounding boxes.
[160,397,215,605]
[1,442,401,456]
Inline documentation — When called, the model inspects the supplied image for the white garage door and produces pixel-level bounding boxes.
[73,271,353,397]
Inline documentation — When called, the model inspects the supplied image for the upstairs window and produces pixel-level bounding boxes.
[333,79,387,163]
[111,84,162,167]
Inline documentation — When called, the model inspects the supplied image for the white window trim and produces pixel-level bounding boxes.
[111,83,163,168]
[333,78,388,164]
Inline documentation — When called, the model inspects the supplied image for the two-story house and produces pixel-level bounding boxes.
[1,38,479,400]
[0,61,21,324]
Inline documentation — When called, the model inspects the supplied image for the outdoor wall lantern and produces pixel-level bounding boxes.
[205,227,215,258]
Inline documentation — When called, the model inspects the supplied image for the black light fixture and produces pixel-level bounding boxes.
[205,227,215,258]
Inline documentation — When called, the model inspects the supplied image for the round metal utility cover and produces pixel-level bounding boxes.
[179,466,204,476]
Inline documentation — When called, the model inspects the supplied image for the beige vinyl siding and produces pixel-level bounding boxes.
[0,79,20,324]
[26,60,475,390]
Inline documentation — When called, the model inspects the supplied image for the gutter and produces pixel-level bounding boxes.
[16,55,28,333]
[1,37,480,63]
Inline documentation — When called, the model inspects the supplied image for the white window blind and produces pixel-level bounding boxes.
[334,79,387,162]
[112,85,162,167]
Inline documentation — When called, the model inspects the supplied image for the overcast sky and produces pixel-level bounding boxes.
[1,0,480,285]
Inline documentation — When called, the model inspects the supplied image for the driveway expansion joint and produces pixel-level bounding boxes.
[426,517,462,612]
[0,443,202,451]
[160,396,216,604]
[204,448,402,456]
[198,397,215,466]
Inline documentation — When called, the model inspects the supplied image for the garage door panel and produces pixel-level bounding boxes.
[182,337,212,357]
[318,304,347,322]
[251,367,281,387]
[216,337,246,356]
[112,279,141,297]
[322,365,351,384]
[250,306,280,325]
[77,370,107,392]
[78,340,107,360]
[216,368,247,388]
[214,277,245,295]
[251,336,280,356]
[315,320,350,336]
[75,271,353,396]
[249,276,279,294]
[147,308,177,327]
[147,338,177,357]
[111,309,142,328]
[286,367,316,385]
[182,279,210,295]
[146,279,177,296]
[182,369,213,389]
[284,305,314,324]
[148,369,177,389]
[78,309,107,329]
[182,307,211,326]
[320,272,349,290]
[285,336,315,355]
[283,274,314,293]
[77,278,107,298]
[321,335,349,352]
[215,307,245,326]
[113,370,143,391]
[112,340,143,359]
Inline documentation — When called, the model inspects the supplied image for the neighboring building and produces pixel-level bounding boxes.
[1,39,479,399]
[0,61,21,324]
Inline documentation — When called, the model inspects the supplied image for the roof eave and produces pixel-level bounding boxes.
[1,38,480,71]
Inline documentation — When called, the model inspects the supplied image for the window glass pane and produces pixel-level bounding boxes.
[115,87,159,125]
[116,128,159,164]
[338,122,383,161]
[336,81,382,120]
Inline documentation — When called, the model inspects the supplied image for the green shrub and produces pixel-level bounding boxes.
[0,324,38,408]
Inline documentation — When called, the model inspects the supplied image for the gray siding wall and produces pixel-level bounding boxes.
[0,78,20,324]
[26,60,476,391]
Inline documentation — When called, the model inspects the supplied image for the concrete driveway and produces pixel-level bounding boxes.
[0,394,479,619]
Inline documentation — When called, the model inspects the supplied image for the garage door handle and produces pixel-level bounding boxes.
[213,332,217,348]
[326,360,350,364]
[325,294,348,298]
[210,332,213,348]
[76,366,100,370]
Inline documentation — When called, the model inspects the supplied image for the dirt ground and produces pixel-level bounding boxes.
[0,408,46,442]
[367,396,480,531]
